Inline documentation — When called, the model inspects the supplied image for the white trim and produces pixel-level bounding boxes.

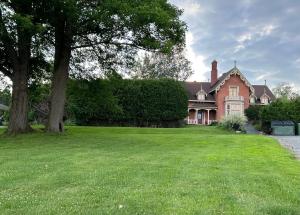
[207,109,210,125]
[261,92,271,99]
[189,100,216,103]
[229,85,239,97]
[210,68,255,94]
[225,101,244,116]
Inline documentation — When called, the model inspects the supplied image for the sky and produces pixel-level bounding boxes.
[170,0,300,90]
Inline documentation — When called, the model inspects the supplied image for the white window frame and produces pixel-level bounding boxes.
[261,96,268,104]
[229,85,239,97]
[197,93,205,101]
[225,102,244,116]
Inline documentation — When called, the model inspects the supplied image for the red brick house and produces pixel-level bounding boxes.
[184,60,275,125]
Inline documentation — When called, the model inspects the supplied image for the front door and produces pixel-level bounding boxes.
[197,111,203,124]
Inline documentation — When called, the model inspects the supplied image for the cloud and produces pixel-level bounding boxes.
[170,0,300,88]
[185,32,209,81]
[173,0,205,18]
[295,58,300,68]
[177,0,202,17]
[234,24,278,53]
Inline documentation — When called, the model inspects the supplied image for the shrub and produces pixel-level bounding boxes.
[260,99,297,133]
[67,78,188,127]
[253,123,262,131]
[245,105,263,122]
[220,114,247,131]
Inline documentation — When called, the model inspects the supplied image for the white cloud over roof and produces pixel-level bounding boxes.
[170,0,300,88]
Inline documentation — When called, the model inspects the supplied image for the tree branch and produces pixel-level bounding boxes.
[0,7,18,71]
[71,39,155,52]
[0,65,12,79]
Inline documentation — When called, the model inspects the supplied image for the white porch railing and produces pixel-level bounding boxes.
[188,119,198,125]
[225,96,244,101]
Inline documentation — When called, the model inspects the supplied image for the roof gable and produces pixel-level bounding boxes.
[210,67,255,93]
[252,85,276,100]
[182,82,215,101]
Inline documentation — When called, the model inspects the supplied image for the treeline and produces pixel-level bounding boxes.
[67,79,188,127]
[245,99,300,133]
[0,1,186,134]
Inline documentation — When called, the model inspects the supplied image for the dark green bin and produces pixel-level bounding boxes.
[297,123,300,136]
[271,121,295,136]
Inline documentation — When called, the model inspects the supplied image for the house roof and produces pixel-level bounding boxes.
[182,82,215,101]
[188,102,217,109]
[252,85,276,100]
[183,67,275,102]
[209,67,255,93]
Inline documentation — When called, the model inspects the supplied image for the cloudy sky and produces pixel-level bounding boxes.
[170,0,300,90]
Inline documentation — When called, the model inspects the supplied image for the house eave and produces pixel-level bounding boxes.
[189,100,216,103]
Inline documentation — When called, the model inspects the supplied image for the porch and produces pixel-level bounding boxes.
[187,108,217,125]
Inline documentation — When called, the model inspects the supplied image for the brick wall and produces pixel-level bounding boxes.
[215,74,251,121]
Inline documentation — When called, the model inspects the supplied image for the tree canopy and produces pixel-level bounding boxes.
[130,46,193,81]
[0,0,188,134]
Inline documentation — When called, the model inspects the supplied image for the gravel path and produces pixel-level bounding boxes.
[244,123,260,134]
[272,136,300,159]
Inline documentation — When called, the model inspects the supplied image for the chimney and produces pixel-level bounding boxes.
[211,60,218,86]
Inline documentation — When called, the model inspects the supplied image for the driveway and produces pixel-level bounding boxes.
[272,136,300,159]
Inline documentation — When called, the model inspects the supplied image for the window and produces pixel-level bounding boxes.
[197,93,205,101]
[261,96,268,104]
[226,103,243,116]
[229,86,238,97]
[250,97,255,104]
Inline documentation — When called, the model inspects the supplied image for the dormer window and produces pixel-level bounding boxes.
[197,93,205,101]
[196,86,207,101]
[261,96,268,104]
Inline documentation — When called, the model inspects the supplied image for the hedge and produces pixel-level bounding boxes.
[67,79,188,127]
[258,99,300,133]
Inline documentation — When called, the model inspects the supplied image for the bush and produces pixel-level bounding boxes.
[245,105,262,122]
[253,123,262,131]
[67,78,188,127]
[220,114,247,131]
[260,99,297,133]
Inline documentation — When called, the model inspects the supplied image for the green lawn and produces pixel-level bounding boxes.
[0,126,300,215]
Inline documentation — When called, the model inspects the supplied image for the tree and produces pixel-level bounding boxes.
[0,0,47,134]
[46,0,187,132]
[272,82,299,100]
[130,46,193,81]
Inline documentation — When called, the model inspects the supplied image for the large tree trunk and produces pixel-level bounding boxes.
[7,67,31,134]
[47,50,71,132]
[47,17,72,133]
[6,14,32,135]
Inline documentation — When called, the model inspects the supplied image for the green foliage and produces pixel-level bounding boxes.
[0,87,11,105]
[54,0,187,77]
[259,99,300,133]
[220,114,247,131]
[67,79,188,127]
[130,46,193,81]
[28,82,50,105]
[245,105,263,122]
[66,79,121,125]
[0,87,11,123]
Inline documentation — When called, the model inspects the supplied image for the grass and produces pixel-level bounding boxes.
[0,126,300,214]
